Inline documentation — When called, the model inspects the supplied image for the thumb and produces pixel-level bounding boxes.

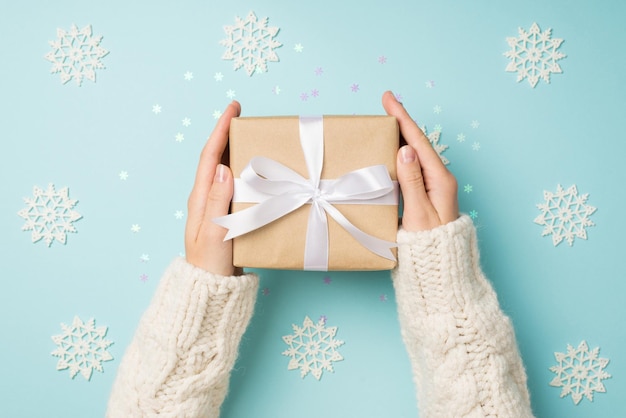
[205,164,234,236]
[397,145,439,231]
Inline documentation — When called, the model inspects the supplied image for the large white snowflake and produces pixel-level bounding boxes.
[534,184,596,246]
[44,24,109,86]
[550,341,611,405]
[282,316,344,380]
[17,184,82,246]
[51,316,114,380]
[220,11,282,76]
[504,23,566,88]
[421,126,449,165]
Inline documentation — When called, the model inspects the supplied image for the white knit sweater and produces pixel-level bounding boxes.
[107,215,534,417]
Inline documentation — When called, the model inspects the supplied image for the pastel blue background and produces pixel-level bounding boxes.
[1,0,624,417]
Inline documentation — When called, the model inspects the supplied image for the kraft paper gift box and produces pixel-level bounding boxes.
[214,115,399,271]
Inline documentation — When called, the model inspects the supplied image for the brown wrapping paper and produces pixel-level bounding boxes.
[228,115,399,270]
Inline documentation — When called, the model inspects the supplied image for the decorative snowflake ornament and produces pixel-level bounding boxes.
[550,341,611,405]
[534,184,596,246]
[504,23,566,88]
[220,11,282,76]
[51,316,114,380]
[44,24,109,86]
[17,184,82,246]
[282,316,344,380]
[422,126,449,165]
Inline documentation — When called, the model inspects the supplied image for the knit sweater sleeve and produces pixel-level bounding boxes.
[391,215,534,418]
[106,257,258,418]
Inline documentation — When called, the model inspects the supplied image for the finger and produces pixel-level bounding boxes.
[397,145,440,231]
[381,91,448,180]
[187,101,241,239]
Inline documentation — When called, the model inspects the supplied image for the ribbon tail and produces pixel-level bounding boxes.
[213,194,310,241]
[303,201,329,271]
[322,203,397,261]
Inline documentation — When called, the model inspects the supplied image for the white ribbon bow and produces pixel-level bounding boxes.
[213,116,398,270]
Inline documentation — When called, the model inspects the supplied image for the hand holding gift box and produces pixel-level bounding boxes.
[213,115,399,271]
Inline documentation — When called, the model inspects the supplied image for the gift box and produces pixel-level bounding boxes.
[214,115,399,271]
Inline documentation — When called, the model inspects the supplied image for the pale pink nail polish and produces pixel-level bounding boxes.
[401,146,416,163]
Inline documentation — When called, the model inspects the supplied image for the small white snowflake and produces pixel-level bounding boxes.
[175,133,184,142]
[152,104,162,114]
[226,89,236,99]
[17,184,82,246]
[282,316,344,380]
[131,224,141,233]
[182,117,191,127]
[220,11,282,76]
[550,341,611,405]
[505,22,566,88]
[457,133,466,142]
[118,171,129,180]
[214,72,224,81]
[212,110,222,119]
[471,120,480,129]
[472,141,481,151]
[184,71,193,80]
[272,85,281,95]
[51,316,114,380]
[534,184,596,246]
[139,254,150,262]
[44,24,109,86]
[433,105,442,114]
[174,210,184,219]
[423,127,449,165]
[294,43,304,53]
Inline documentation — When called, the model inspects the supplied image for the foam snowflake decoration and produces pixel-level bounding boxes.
[534,184,596,246]
[550,341,611,405]
[504,23,566,88]
[44,24,109,86]
[421,126,449,165]
[220,11,282,76]
[51,316,114,380]
[282,316,344,380]
[17,184,82,246]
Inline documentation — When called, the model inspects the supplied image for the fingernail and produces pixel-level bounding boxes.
[215,164,227,183]
[401,145,416,163]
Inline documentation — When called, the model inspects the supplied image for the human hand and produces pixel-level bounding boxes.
[185,101,242,276]
[382,91,459,232]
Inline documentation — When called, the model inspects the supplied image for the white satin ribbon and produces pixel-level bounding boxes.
[213,116,398,270]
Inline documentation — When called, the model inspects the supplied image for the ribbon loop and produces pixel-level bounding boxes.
[213,116,397,270]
